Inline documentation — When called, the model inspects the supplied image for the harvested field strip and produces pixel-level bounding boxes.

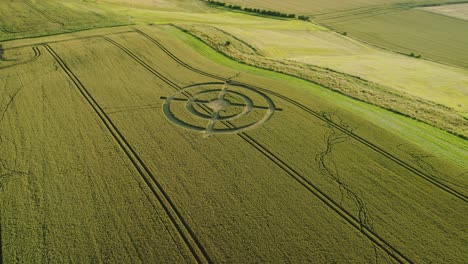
[0,46,41,70]
[43,44,211,264]
[103,34,412,264]
[134,29,468,203]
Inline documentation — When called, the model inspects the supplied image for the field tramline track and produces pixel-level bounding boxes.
[43,44,211,264]
[0,46,41,70]
[134,29,468,203]
[103,34,413,264]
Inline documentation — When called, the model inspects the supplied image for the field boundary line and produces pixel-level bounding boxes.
[43,44,211,264]
[134,29,468,203]
[104,34,413,264]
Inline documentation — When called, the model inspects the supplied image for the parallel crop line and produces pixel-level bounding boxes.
[106,33,412,264]
[43,44,210,264]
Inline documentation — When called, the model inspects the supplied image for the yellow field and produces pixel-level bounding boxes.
[420,3,468,20]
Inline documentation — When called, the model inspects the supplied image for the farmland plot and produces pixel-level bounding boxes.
[318,8,468,68]
[2,25,465,263]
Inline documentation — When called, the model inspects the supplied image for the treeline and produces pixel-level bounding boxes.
[204,0,310,20]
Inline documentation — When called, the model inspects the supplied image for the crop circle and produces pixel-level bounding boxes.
[162,82,278,136]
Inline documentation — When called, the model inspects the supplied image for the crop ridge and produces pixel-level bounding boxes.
[110,31,412,264]
[134,29,467,203]
[43,44,211,264]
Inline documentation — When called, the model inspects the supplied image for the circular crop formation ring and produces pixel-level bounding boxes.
[161,82,280,136]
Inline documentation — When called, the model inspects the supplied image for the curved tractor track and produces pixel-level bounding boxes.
[102,34,413,264]
[0,46,41,70]
[134,29,467,203]
[43,44,211,264]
